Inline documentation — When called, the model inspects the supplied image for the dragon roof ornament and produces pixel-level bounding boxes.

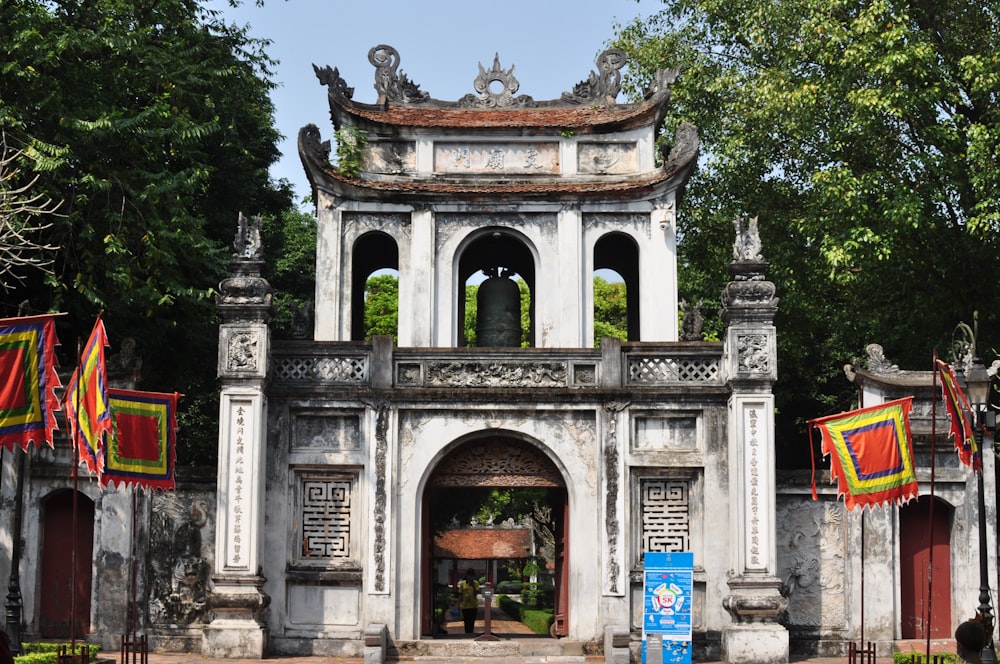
[314,45,679,110]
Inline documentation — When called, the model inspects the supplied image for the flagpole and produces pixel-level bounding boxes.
[71,336,81,655]
[927,353,939,660]
[858,384,864,650]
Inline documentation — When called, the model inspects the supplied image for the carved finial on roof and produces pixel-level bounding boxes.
[313,64,354,100]
[644,67,680,100]
[458,53,535,108]
[732,216,763,262]
[562,48,627,105]
[865,344,900,374]
[662,122,700,171]
[368,45,429,105]
[234,211,263,260]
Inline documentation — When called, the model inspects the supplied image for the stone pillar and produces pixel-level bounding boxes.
[720,217,788,664]
[203,213,273,658]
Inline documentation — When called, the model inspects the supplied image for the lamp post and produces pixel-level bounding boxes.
[963,355,997,664]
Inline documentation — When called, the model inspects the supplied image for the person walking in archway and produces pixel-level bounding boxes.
[458,568,480,635]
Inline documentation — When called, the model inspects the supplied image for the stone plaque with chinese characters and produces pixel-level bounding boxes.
[434,142,559,175]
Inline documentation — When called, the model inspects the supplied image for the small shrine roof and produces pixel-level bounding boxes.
[434,527,531,560]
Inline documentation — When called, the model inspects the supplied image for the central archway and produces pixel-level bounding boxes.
[420,436,569,638]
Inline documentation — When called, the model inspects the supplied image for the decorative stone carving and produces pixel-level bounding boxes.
[424,361,567,387]
[733,216,763,263]
[233,212,263,260]
[148,497,212,627]
[217,213,273,325]
[643,67,680,101]
[227,332,258,372]
[721,216,779,327]
[736,333,769,374]
[298,124,331,167]
[107,337,142,386]
[775,498,847,628]
[430,439,563,488]
[458,54,535,108]
[604,401,628,594]
[662,122,700,172]
[368,45,429,105]
[373,403,388,592]
[289,300,312,340]
[679,299,704,341]
[864,343,899,374]
[313,64,354,100]
[561,49,627,106]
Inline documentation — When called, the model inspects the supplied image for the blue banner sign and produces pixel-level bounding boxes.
[642,551,693,664]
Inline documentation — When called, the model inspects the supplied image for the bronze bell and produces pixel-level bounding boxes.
[476,269,521,347]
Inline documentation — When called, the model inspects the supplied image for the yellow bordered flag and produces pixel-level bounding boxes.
[104,389,178,491]
[936,359,980,471]
[0,314,61,451]
[63,317,111,475]
[809,397,917,511]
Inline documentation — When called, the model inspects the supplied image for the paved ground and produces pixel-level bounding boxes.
[105,611,955,664]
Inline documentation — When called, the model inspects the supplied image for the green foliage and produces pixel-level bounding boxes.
[893,653,957,664]
[0,0,292,466]
[364,273,399,342]
[613,0,1000,467]
[334,126,368,178]
[464,283,478,346]
[497,594,554,635]
[16,643,100,664]
[593,276,627,345]
[263,204,317,339]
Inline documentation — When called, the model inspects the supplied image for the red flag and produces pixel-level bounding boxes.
[0,314,62,451]
[809,397,918,511]
[103,389,178,491]
[936,358,980,471]
[63,317,111,476]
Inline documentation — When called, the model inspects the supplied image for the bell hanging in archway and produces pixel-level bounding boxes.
[475,268,521,347]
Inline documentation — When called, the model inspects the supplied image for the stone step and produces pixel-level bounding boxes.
[390,639,597,660]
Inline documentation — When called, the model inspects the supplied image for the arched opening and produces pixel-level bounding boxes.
[39,489,94,638]
[899,495,953,639]
[420,436,568,639]
[594,233,639,341]
[457,230,535,347]
[351,231,399,341]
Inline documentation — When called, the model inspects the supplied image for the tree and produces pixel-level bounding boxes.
[0,0,292,465]
[364,274,400,341]
[593,276,628,344]
[613,0,1000,466]
[0,130,59,291]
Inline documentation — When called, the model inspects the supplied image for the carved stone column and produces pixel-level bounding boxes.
[719,217,788,664]
[203,214,273,658]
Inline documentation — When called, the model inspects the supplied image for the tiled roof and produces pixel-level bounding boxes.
[334,101,662,133]
[434,528,531,559]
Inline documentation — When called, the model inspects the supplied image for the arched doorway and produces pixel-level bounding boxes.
[900,496,952,639]
[39,489,94,638]
[420,436,568,638]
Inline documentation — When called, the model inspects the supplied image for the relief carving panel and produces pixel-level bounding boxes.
[292,412,361,450]
[775,497,848,627]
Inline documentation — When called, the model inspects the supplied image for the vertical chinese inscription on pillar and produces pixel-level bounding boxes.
[227,400,252,570]
[373,403,388,592]
[746,408,763,568]
[604,401,627,594]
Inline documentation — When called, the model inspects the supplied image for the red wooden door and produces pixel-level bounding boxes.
[900,497,952,639]
[39,490,94,638]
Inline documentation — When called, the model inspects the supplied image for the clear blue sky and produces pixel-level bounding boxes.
[214,0,661,200]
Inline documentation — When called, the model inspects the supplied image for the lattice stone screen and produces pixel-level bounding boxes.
[641,478,690,552]
[298,474,354,561]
